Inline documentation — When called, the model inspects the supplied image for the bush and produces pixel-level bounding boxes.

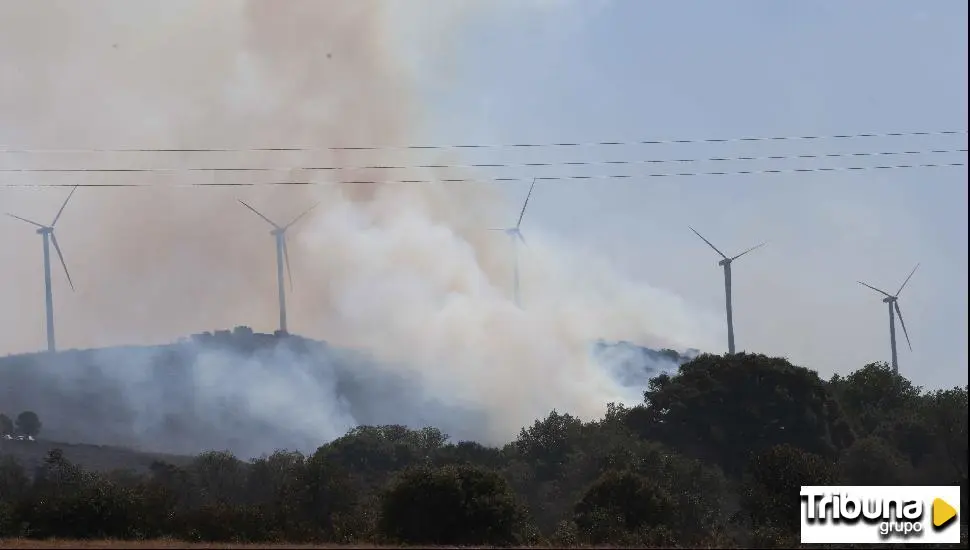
[378,464,526,546]
[574,469,675,545]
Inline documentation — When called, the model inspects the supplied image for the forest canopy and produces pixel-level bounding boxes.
[1,353,966,547]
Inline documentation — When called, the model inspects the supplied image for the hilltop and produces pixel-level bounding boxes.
[0,328,693,459]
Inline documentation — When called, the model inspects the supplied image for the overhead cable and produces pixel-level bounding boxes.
[0,148,965,174]
[0,129,965,154]
[0,162,964,188]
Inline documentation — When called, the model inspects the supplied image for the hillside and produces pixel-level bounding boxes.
[0,328,693,460]
[0,437,191,475]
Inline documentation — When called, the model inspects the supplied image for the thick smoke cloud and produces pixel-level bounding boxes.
[0,1,721,452]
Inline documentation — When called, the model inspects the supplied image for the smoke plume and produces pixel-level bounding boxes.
[0,1,720,451]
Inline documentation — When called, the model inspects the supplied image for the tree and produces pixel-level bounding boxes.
[574,470,674,545]
[0,414,12,436]
[317,425,446,483]
[917,386,968,485]
[633,353,854,475]
[829,362,922,436]
[0,456,29,502]
[189,450,245,505]
[741,444,837,534]
[379,464,526,546]
[839,436,912,486]
[513,410,584,483]
[15,411,41,438]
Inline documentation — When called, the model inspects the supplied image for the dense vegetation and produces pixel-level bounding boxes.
[1,353,966,547]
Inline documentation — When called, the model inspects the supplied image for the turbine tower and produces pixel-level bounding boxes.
[490,178,536,307]
[238,200,319,335]
[6,185,79,353]
[858,263,918,375]
[689,226,766,354]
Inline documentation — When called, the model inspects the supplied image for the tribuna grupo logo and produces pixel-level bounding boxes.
[799,486,960,544]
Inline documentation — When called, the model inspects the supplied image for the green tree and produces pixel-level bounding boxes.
[574,469,674,545]
[379,464,526,546]
[839,436,912,486]
[917,386,968,485]
[741,444,837,534]
[829,362,922,436]
[189,450,245,505]
[317,425,446,484]
[14,411,41,438]
[632,353,854,475]
[0,414,12,436]
[295,449,359,541]
[513,410,584,483]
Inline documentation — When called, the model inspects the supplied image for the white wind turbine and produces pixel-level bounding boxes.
[238,200,319,335]
[6,185,79,352]
[858,263,918,375]
[490,178,536,308]
[689,226,766,355]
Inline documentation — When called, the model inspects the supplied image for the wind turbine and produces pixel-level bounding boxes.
[6,185,79,353]
[490,178,536,307]
[689,226,766,355]
[858,263,918,375]
[238,199,319,335]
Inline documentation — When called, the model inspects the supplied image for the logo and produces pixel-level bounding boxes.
[800,485,961,544]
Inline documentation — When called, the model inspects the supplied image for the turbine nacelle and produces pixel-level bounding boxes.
[688,226,766,267]
[490,178,536,247]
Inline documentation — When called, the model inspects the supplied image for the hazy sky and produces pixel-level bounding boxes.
[418,0,969,388]
[0,1,966,393]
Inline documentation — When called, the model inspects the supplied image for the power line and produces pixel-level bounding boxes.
[0,162,963,188]
[0,129,965,154]
[0,148,965,175]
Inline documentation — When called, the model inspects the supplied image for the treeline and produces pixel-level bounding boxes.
[0,411,41,439]
[0,354,966,547]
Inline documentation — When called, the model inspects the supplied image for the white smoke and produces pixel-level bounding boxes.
[0,0,721,452]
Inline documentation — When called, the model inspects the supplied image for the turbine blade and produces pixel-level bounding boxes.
[517,231,527,246]
[894,301,912,352]
[895,263,920,296]
[238,200,280,229]
[283,236,293,290]
[731,241,767,261]
[515,178,536,229]
[688,226,727,259]
[50,185,78,227]
[283,201,320,230]
[50,232,75,291]
[5,213,46,228]
[857,280,893,298]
